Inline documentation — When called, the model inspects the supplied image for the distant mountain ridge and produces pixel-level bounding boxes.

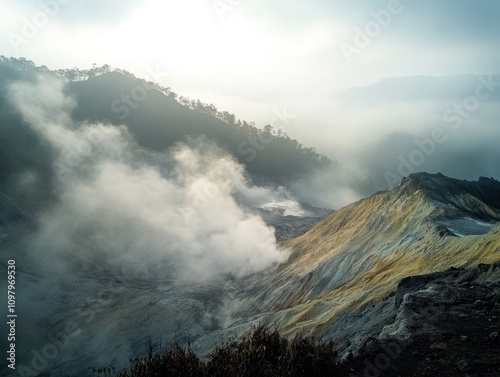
[335,74,500,103]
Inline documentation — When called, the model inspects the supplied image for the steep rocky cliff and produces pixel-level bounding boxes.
[207,173,500,354]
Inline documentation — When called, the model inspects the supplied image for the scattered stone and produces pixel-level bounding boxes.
[430,342,448,351]
[457,359,471,372]
[489,331,498,343]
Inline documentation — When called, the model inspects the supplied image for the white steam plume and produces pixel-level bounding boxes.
[9,75,288,282]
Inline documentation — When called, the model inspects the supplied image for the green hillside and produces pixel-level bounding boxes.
[0,56,331,187]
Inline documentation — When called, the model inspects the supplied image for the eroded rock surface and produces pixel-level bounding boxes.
[341,261,500,376]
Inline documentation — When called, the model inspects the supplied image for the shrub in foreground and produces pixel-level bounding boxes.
[92,326,340,377]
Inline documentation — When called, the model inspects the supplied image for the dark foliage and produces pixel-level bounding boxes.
[92,326,340,377]
[92,343,205,377]
[0,56,332,184]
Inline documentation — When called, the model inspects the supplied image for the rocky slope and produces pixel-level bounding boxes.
[201,173,500,352]
[341,261,500,376]
[2,173,499,376]
[257,201,332,241]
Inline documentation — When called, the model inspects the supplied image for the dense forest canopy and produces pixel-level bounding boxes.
[0,56,333,182]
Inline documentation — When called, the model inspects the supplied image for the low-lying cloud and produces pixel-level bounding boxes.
[289,75,500,191]
[9,75,288,282]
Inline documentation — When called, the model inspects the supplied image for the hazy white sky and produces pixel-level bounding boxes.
[2,1,498,104]
[1,0,499,182]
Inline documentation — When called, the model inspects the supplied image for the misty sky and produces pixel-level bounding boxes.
[1,0,499,187]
